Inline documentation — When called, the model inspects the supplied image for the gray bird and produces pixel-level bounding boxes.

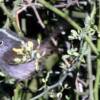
[0,29,53,80]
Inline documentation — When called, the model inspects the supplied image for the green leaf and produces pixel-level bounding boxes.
[45,53,59,71]
[29,78,38,92]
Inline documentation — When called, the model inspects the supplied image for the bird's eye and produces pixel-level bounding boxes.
[0,41,3,46]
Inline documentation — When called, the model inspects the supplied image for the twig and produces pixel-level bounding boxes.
[38,0,81,32]
[87,45,94,100]
[31,5,45,28]
[38,0,99,56]
[30,71,68,100]
[0,2,24,37]
[94,0,100,99]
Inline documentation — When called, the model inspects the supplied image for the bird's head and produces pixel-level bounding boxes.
[0,29,56,80]
[0,29,37,80]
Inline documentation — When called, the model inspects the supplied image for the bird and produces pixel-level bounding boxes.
[0,29,54,80]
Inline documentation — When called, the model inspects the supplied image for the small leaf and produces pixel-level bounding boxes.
[45,53,59,71]
[13,58,21,64]
[12,48,24,55]
[0,71,5,77]
[27,41,34,51]
[29,78,38,92]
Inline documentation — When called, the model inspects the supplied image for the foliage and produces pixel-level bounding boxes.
[0,0,100,100]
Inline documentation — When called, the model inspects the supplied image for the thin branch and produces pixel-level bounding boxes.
[30,71,68,100]
[31,5,45,28]
[0,2,24,37]
[87,46,94,100]
[38,0,99,56]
